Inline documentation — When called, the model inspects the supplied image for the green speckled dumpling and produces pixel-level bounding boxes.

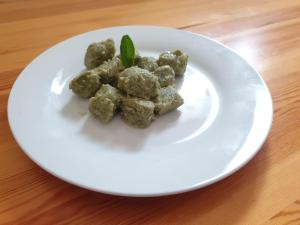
[121,97,155,128]
[89,84,121,123]
[154,65,175,87]
[154,86,184,115]
[157,50,188,76]
[136,56,158,72]
[92,56,124,85]
[118,67,160,99]
[69,71,101,98]
[84,39,115,69]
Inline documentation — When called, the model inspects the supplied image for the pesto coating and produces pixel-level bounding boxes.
[70,37,189,129]
[118,67,160,99]
[154,86,184,115]
[84,39,115,69]
[121,97,155,128]
[69,71,101,98]
[157,50,188,76]
[89,84,121,123]
[92,56,124,85]
[154,65,175,87]
[136,56,158,72]
[94,84,121,104]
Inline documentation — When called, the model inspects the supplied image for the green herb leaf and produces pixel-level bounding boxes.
[120,35,135,68]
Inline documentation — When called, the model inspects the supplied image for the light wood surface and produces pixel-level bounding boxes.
[1,0,300,224]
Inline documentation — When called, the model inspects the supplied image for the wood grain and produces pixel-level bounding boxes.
[261,200,300,225]
[0,0,300,224]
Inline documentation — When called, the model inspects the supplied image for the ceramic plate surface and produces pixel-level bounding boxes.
[8,26,272,197]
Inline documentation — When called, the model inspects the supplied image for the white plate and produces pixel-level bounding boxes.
[8,26,272,197]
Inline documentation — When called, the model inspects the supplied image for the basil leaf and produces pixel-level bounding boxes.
[120,35,135,68]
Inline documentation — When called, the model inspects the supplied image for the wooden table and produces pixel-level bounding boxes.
[1,0,300,224]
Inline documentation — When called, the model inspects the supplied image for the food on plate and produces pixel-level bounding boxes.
[121,97,155,128]
[69,71,101,98]
[154,65,175,87]
[118,67,160,100]
[69,35,188,128]
[84,39,115,69]
[136,56,159,72]
[92,56,124,85]
[89,84,121,123]
[157,50,188,76]
[154,86,184,115]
